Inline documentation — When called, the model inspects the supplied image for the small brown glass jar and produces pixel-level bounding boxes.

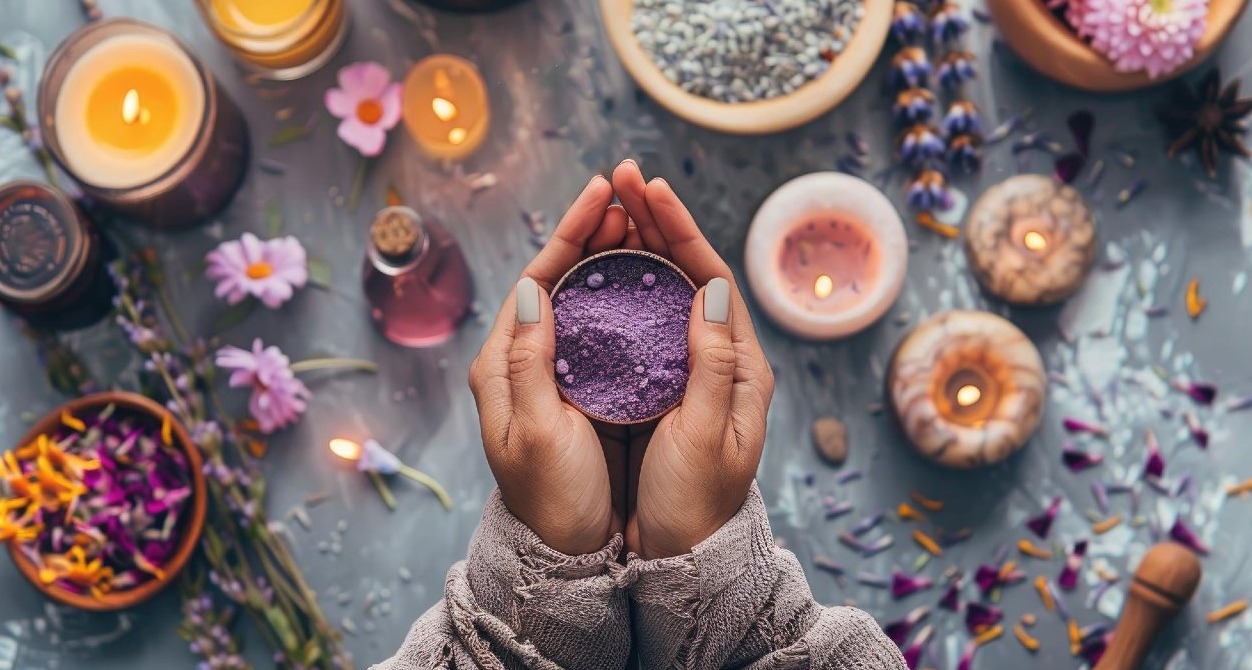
[0,180,110,326]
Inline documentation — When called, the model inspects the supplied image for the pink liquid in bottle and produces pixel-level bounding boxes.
[363,206,473,347]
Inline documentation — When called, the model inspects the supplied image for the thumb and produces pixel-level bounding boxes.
[675,277,735,441]
[509,277,564,435]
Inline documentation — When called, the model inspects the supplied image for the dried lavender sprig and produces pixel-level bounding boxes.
[0,71,59,186]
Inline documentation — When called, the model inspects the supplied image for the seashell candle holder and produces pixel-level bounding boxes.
[965,174,1097,306]
[887,310,1046,468]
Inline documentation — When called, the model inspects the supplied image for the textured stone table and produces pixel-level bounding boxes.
[2,1,1252,668]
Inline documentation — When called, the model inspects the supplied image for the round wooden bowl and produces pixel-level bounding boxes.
[6,392,207,611]
[988,0,1249,92]
[599,0,893,134]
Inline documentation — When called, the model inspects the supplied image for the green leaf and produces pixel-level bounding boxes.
[264,201,283,237]
[211,299,259,333]
[263,606,300,654]
[267,123,312,147]
[0,44,15,59]
[307,257,333,291]
[300,639,323,665]
[0,116,17,132]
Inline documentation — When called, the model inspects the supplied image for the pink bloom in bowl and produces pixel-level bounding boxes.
[216,340,311,435]
[206,233,308,309]
[1076,0,1207,79]
[325,61,402,157]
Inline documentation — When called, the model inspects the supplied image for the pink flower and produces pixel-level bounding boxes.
[324,62,402,157]
[206,233,308,308]
[216,340,311,434]
[1075,0,1207,79]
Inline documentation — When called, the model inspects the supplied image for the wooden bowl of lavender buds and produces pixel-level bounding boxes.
[601,0,892,134]
[2,392,207,611]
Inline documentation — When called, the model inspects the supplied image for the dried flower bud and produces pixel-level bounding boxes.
[4,86,21,106]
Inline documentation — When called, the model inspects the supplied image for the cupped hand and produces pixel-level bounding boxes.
[468,176,631,556]
[610,160,776,560]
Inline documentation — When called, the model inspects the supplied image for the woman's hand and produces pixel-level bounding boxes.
[468,176,631,556]
[610,160,776,560]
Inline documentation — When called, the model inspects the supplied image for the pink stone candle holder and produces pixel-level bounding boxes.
[745,172,909,340]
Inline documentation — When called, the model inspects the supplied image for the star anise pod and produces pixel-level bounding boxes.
[1157,68,1252,178]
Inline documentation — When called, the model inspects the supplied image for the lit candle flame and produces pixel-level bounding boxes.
[329,438,362,461]
[432,97,458,122]
[956,384,982,407]
[813,274,834,300]
[447,128,468,145]
[1023,231,1048,252]
[122,89,141,125]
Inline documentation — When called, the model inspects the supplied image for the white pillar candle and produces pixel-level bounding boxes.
[745,172,909,340]
[52,32,206,190]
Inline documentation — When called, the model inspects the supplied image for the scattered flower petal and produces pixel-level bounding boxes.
[901,624,933,669]
[938,581,962,611]
[910,491,944,511]
[1026,497,1063,539]
[1054,153,1085,183]
[1184,411,1209,448]
[1091,515,1123,535]
[849,510,887,536]
[1063,417,1107,437]
[1017,539,1053,560]
[1014,622,1041,652]
[1062,445,1104,472]
[1169,517,1210,554]
[897,502,926,521]
[1058,540,1088,590]
[1207,600,1248,623]
[883,606,931,645]
[1144,430,1166,478]
[912,529,944,556]
[813,554,845,576]
[891,570,935,599]
[965,601,1003,635]
[1173,380,1217,405]
[1034,575,1056,612]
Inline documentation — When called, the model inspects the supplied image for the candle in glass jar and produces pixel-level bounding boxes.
[965,174,1097,306]
[887,310,1046,468]
[196,0,349,81]
[39,19,249,228]
[745,172,909,340]
[401,55,490,161]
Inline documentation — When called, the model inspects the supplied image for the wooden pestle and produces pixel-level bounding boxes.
[1094,542,1202,670]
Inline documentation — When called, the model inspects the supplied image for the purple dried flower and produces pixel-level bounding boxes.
[823,497,854,520]
[1058,540,1088,590]
[942,100,981,136]
[1063,417,1108,436]
[1169,518,1210,554]
[973,565,1001,595]
[946,134,982,172]
[883,605,931,645]
[957,640,978,670]
[930,2,969,43]
[857,571,891,588]
[1173,380,1217,405]
[1144,430,1166,478]
[1054,153,1086,184]
[894,88,937,124]
[1079,631,1110,665]
[936,51,976,88]
[938,581,961,611]
[1184,411,1209,448]
[1062,444,1105,472]
[891,47,931,89]
[812,555,844,576]
[1068,110,1095,156]
[902,624,933,669]
[891,570,934,598]
[892,2,928,42]
[836,468,864,484]
[850,510,887,536]
[898,124,946,164]
[1026,496,1063,539]
[1225,394,1252,412]
[1092,481,1109,514]
[905,169,953,211]
[964,601,1003,635]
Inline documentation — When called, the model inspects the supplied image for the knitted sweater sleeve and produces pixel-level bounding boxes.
[627,483,906,670]
[370,490,631,670]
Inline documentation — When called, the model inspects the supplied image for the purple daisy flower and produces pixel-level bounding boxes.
[216,339,312,434]
[205,233,308,309]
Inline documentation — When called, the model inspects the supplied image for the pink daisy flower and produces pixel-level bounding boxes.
[205,233,308,309]
[324,61,402,157]
[216,339,312,435]
[1076,0,1207,79]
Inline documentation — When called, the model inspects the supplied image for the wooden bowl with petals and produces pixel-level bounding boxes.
[988,0,1249,92]
[5,392,207,611]
[599,0,893,134]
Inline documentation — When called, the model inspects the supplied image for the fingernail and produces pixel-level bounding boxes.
[704,278,730,324]
[620,158,638,170]
[517,277,541,324]
[588,174,606,187]
[650,176,668,187]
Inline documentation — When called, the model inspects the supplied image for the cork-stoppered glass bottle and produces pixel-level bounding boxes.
[362,206,473,347]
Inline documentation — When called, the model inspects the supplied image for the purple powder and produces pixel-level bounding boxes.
[553,252,695,423]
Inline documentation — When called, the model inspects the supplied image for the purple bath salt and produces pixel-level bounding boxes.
[553,252,695,423]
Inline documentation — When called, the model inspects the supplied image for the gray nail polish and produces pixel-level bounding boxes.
[517,277,541,324]
[705,278,730,324]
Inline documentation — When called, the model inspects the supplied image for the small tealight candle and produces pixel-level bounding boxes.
[745,172,909,340]
[196,0,349,80]
[965,174,1097,306]
[38,19,249,227]
[887,310,1046,468]
[401,55,491,161]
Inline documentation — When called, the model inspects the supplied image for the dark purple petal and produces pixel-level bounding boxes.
[823,497,854,520]
[938,582,962,611]
[1058,540,1088,590]
[1063,417,1108,436]
[902,624,933,669]
[1054,153,1085,184]
[1026,497,1062,539]
[1169,518,1211,555]
[1068,110,1095,156]
[891,570,934,599]
[1062,445,1104,472]
[1185,412,1210,448]
[1173,380,1217,405]
[974,565,1001,595]
[883,606,931,646]
[1091,481,1109,514]
[964,601,1003,635]
[849,510,887,536]
[1144,430,1166,478]
[957,641,978,670]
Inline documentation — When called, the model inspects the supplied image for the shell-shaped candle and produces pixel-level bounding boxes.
[965,175,1096,306]
[887,310,1046,468]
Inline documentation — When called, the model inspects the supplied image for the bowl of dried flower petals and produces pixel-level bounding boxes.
[988,0,1248,92]
[1,392,207,611]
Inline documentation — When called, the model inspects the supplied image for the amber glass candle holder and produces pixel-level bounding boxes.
[195,0,349,81]
[37,19,249,229]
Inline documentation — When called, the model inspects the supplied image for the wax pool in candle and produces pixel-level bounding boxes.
[53,33,205,189]
[209,0,315,29]
[552,251,695,424]
[402,55,490,160]
[778,218,882,313]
